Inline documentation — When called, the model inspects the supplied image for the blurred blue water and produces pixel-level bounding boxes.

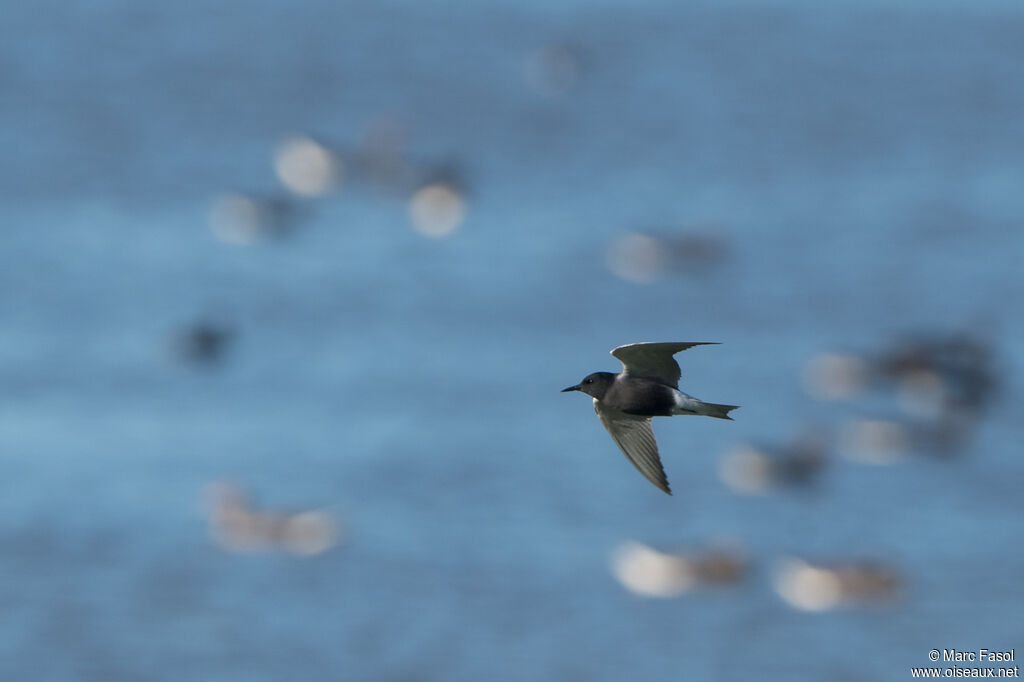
[1,1,1022,680]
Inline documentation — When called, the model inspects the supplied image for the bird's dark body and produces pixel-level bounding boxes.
[570,371,683,417]
[605,377,679,417]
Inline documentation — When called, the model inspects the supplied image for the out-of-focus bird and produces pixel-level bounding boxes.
[804,332,998,456]
[720,430,830,495]
[611,541,748,598]
[774,558,901,611]
[208,191,303,245]
[204,482,341,556]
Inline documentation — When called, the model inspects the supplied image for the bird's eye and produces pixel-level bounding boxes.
[584,378,593,384]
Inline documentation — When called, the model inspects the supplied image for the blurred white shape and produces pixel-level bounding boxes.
[775,558,900,612]
[283,511,340,556]
[802,353,869,400]
[274,135,340,197]
[204,482,341,556]
[610,542,746,598]
[774,559,844,611]
[611,542,696,597]
[525,43,581,96]
[719,445,774,495]
[839,419,910,464]
[209,194,266,245]
[409,182,466,238]
[607,233,667,283]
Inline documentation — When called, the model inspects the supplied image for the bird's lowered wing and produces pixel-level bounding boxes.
[594,401,671,495]
[611,342,717,387]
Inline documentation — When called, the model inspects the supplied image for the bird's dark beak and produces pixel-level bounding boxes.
[561,384,580,393]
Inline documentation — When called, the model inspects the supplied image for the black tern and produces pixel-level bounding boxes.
[562,342,738,495]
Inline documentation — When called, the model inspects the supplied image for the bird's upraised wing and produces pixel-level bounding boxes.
[611,342,717,388]
[595,401,671,495]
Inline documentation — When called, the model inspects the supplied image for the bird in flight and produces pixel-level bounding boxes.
[562,342,738,495]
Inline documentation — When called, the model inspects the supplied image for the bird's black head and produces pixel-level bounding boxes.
[561,372,616,400]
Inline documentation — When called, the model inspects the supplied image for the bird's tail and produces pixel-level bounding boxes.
[696,400,740,420]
